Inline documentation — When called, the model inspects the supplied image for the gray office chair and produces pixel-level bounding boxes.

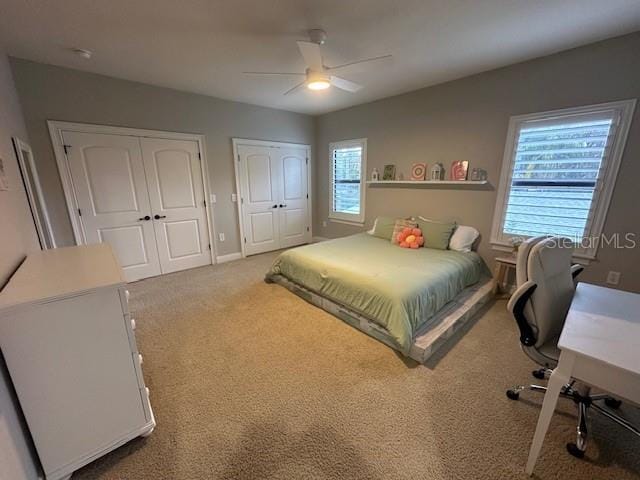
[505,236,631,458]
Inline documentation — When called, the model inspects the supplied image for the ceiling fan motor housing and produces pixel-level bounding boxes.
[308,29,327,45]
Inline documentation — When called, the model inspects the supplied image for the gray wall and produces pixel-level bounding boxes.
[10,58,315,257]
[315,32,640,292]
[0,50,41,480]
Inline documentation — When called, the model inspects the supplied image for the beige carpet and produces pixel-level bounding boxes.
[74,251,639,479]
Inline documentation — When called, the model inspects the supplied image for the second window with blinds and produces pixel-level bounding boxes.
[491,100,635,259]
[329,138,367,224]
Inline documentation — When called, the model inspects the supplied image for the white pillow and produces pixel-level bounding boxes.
[448,225,479,252]
[366,218,377,235]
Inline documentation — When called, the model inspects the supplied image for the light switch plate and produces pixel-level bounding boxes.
[210,194,217,204]
[218,233,225,242]
[231,193,237,202]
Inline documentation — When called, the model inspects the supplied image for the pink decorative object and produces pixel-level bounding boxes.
[411,163,427,181]
[450,160,469,180]
[397,227,424,249]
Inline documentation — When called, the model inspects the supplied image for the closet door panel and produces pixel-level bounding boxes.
[238,145,281,255]
[62,131,161,281]
[278,147,310,248]
[141,138,211,273]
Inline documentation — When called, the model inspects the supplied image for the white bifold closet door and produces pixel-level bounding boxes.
[237,144,310,256]
[62,131,211,281]
[140,138,210,274]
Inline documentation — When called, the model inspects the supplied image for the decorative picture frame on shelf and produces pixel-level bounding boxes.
[470,167,488,181]
[382,164,396,180]
[430,162,444,181]
[410,163,427,181]
[450,160,469,181]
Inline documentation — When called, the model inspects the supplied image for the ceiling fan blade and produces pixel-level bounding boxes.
[283,81,307,96]
[243,71,305,76]
[297,41,324,71]
[327,54,392,72]
[330,76,363,93]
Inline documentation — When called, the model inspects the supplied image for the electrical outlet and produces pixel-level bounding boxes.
[231,193,237,202]
[322,221,327,227]
[606,271,620,285]
[218,233,225,242]
[210,193,217,204]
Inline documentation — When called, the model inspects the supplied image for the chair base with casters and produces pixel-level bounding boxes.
[505,371,638,458]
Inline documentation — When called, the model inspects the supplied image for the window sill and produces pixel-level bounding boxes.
[490,240,515,254]
[329,217,365,227]
[491,240,593,265]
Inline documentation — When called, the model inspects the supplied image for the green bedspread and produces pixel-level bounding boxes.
[267,233,485,353]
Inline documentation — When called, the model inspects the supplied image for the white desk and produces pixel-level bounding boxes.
[526,283,640,475]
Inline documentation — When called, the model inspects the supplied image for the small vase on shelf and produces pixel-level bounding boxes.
[371,168,380,181]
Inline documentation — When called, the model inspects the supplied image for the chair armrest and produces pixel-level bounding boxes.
[507,280,538,347]
[571,264,584,280]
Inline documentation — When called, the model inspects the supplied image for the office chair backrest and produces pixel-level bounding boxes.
[512,236,576,349]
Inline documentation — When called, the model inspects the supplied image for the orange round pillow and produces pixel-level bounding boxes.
[397,228,423,249]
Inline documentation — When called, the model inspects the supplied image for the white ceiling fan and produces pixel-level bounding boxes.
[244,29,392,95]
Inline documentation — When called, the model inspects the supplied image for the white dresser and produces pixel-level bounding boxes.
[0,244,155,480]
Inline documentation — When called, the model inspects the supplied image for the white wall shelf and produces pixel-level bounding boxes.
[366,180,490,189]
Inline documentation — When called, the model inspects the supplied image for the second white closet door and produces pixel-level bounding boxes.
[237,143,309,256]
[278,147,309,249]
[238,145,281,256]
[141,138,211,274]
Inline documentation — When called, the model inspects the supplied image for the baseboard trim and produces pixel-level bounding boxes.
[312,236,329,243]
[216,252,243,264]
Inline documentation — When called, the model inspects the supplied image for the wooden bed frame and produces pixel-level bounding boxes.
[266,274,495,363]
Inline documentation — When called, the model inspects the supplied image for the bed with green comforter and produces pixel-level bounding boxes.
[266,233,485,354]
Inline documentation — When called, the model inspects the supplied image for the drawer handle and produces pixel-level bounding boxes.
[125,290,130,301]
[131,318,136,330]
[138,353,143,365]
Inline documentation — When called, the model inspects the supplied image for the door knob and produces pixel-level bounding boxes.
[272,204,278,209]
[138,215,151,221]
[279,204,287,208]
[154,214,167,220]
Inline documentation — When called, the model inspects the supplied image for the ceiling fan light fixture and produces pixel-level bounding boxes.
[307,79,330,90]
[306,71,331,91]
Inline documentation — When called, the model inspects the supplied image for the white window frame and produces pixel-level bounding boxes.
[329,138,367,225]
[490,99,636,260]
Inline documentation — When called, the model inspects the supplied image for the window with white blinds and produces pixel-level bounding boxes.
[329,139,367,223]
[491,100,635,258]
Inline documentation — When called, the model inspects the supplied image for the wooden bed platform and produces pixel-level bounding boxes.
[266,274,495,363]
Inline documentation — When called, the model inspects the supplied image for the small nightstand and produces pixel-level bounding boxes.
[493,254,517,296]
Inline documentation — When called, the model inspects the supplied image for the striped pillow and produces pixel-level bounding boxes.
[391,218,418,244]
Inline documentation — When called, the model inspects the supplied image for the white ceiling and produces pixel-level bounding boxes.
[1,0,639,115]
